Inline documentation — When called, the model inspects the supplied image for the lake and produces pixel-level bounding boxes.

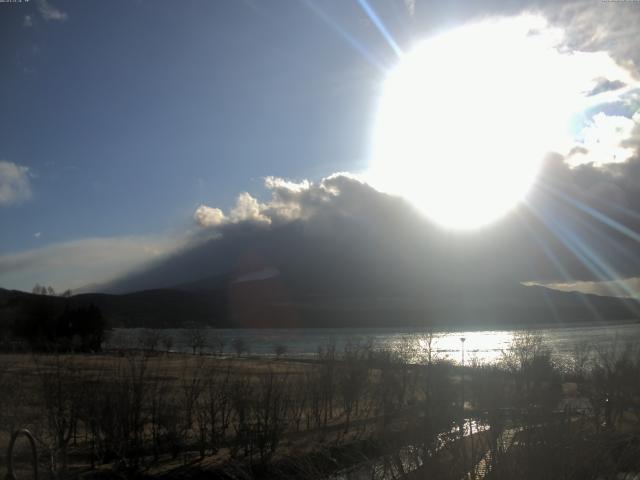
[105,321,640,364]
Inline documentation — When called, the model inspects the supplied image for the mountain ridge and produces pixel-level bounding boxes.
[1,278,638,329]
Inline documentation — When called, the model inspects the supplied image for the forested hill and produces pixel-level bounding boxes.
[1,279,638,330]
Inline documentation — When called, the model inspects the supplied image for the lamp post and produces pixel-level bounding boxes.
[460,336,467,477]
[460,337,466,430]
[460,336,466,405]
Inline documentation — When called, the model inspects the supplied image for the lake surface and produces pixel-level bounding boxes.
[106,322,640,364]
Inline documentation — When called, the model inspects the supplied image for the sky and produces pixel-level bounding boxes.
[1,0,640,294]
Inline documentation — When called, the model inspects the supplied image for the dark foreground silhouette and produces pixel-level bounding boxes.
[1,332,640,479]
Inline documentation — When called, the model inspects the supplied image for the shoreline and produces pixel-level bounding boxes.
[107,318,639,332]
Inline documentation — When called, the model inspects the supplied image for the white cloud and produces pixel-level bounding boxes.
[193,174,359,229]
[34,232,42,239]
[194,190,276,229]
[230,192,270,224]
[37,0,67,22]
[23,15,33,27]
[193,205,226,227]
[264,176,310,193]
[0,234,188,292]
[567,112,638,167]
[404,0,415,17]
[0,160,32,207]
[526,278,640,299]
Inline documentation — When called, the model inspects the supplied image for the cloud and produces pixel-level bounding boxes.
[520,151,640,291]
[261,175,342,223]
[0,161,32,207]
[194,191,272,228]
[264,176,311,193]
[34,232,42,239]
[37,0,67,22]
[194,174,369,230]
[230,192,270,224]
[409,1,640,78]
[587,78,626,97]
[543,1,640,76]
[7,5,640,299]
[567,112,639,167]
[179,147,640,300]
[0,234,189,292]
[23,15,33,27]
[193,205,226,227]
[404,0,415,17]
[526,277,640,299]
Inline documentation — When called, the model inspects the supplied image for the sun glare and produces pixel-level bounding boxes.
[368,16,581,229]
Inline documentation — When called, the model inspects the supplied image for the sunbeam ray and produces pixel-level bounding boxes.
[520,209,605,322]
[541,182,640,244]
[526,199,640,316]
[300,0,388,71]
[356,0,403,56]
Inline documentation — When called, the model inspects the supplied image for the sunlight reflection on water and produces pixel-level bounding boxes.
[418,330,513,364]
[107,322,640,365]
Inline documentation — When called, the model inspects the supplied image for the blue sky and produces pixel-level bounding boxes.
[0,0,407,253]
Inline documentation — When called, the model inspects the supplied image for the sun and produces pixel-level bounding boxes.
[368,16,578,229]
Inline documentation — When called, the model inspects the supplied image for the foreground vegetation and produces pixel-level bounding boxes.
[1,332,640,479]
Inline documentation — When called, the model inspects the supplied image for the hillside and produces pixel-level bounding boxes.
[2,278,638,329]
[3,210,639,329]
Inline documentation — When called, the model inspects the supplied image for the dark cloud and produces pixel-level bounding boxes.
[521,154,640,284]
[588,78,627,97]
[544,1,640,76]
[568,146,589,157]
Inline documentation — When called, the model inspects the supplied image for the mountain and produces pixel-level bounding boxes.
[2,278,637,330]
[3,195,639,328]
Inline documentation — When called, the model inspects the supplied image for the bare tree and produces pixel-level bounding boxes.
[98,353,151,472]
[35,354,82,474]
[232,337,249,358]
[274,344,288,359]
[185,327,207,355]
[229,374,252,458]
[198,364,233,457]
[161,333,174,353]
[211,331,226,356]
[252,369,289,462]
[179,357,206,446]
[339,341,369,432]
[317,342,337,427]
[305,368,323,430]
[138,328,161,353]
[286,372,308,432]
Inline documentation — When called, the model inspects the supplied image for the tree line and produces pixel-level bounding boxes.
[2,292,106,352]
